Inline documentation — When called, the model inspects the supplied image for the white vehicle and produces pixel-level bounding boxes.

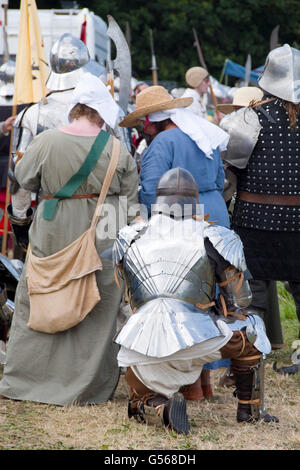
[0,7,109,67]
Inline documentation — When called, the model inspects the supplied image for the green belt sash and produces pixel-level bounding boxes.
[43,130,110,221]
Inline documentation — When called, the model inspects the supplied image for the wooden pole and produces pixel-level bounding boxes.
[1,1,13,255]
[149,29,158,85]
[192,28,222,123]
[151,64,158,86]
[1,104,16,255]
[208,81,222,124]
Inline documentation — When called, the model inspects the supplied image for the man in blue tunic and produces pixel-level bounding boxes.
[119,85,230,227]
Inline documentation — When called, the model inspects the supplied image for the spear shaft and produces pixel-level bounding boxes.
[149,29,158,85]
[192,28,221,123]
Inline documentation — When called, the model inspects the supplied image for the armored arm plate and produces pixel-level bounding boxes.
[113,220,148,266]
[204,223,248,273]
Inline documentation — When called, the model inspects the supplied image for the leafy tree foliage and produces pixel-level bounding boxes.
[9,0,300,85]
[79,0,300,84]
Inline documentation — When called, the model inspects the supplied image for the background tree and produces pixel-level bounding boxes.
[79,0,300,84]
[9,0,300,85]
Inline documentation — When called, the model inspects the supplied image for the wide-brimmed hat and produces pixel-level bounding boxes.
[118,85,193,127]
[216,86,264,114]
[185,66,209,88]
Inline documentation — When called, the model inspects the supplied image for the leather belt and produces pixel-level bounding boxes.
[43,193,99,200]
[238,191,300,206]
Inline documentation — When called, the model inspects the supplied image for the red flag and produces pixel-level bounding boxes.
[80,18,87,44]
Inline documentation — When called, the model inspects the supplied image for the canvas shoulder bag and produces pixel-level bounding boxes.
[26,136,121,334]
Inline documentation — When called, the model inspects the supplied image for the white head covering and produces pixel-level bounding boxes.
[143,108,229,159]
[68,72,119,129]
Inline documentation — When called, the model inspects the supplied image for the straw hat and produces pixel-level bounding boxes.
[119,85,193,127]
[185,67,209,88]
[216,87,264,114]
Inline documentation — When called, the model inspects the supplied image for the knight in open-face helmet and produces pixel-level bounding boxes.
[12,34,103,158]
[7,33,128,251]
[7,34,100,250]
[45,33,105,91]
[112,168,278,435]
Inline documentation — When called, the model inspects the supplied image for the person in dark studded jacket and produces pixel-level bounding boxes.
[221,44,300,339]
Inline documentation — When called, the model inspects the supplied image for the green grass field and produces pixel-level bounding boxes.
[0,283,299,450]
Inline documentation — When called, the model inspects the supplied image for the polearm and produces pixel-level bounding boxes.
[1,0,15,255]
[105,37,115,99]
[2,0,9,63]
[2,0,49,255]
[192,28,207,69]
[192,27,221,123]
[269,25,280,51]
[149,28,158,85]
[125,21,132,53]
[244,53,251,86]
[106,15,132,114]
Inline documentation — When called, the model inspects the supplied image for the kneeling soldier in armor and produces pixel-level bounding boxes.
[113,168,278,435]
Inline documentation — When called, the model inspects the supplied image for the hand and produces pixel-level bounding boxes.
[2,116,16,134]
[213,111,222,125]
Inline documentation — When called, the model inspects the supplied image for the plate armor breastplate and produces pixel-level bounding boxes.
[122,215,214,309]
[114,216,271,357]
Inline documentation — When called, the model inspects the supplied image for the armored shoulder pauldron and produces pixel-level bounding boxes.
[220,107,262,169]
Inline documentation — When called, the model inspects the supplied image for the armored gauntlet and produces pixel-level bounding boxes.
[7,204,33,249]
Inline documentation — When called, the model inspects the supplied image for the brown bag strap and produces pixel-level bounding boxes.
[90,137,121,228]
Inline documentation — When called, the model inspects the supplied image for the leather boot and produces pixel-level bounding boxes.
[234,370,254,422]
[200,369,213,398]
[128,391,190,435]
[234,370,279,423]
[179,369,213,400]
[128,392,167,425]
[179,376,203,400]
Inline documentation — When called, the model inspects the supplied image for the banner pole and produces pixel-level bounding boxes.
[1,104,17,255]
